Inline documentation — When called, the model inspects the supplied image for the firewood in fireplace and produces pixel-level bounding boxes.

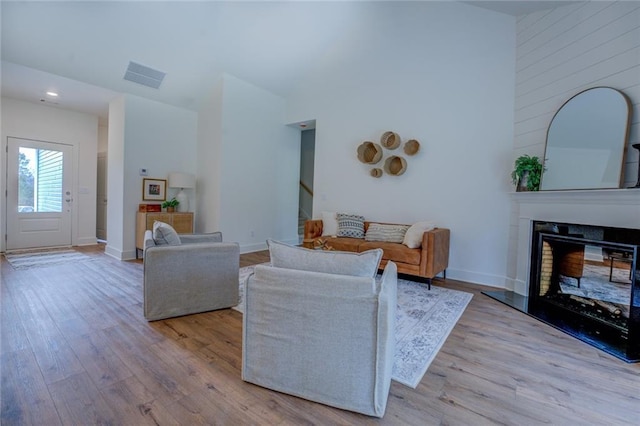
[593,299,622,316]
[569,294,595,307]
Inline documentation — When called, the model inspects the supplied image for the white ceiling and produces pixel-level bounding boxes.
[1,1,577,120]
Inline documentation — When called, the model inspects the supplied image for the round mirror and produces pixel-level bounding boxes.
[540,87,631,191]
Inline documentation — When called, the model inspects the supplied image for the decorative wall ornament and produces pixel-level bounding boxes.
[356,141,383,164]
[403,139,420,156]
[358,131,421,177]
[384,155,407,176]
[380,131,401,149]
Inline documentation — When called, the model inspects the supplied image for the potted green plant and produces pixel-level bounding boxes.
[162,198,179,212]
[511,155,544,191]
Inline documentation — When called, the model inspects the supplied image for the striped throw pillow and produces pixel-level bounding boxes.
[365,223,410,243]
[336,213,365,238]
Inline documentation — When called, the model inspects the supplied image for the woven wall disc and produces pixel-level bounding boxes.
[403,139,420,156]
[356,141,383,164]
[380,131,401,150]
[384,155,407,176]
[370,168,383,178]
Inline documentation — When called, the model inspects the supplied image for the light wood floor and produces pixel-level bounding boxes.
[2,244,639,425]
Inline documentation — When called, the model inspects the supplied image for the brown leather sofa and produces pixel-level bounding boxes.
[303,220,450,288]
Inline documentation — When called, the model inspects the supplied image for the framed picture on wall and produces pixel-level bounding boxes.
[142,178,167,201]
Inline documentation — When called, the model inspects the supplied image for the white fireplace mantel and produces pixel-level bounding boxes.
[509,188,640,295]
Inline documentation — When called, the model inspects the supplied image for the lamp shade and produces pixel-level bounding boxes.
[168,172,195,189]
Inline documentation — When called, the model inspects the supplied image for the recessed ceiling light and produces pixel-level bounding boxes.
[46,91,59,97]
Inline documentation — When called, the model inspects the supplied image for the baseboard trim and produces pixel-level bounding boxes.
[240,242,268,254]
[104,245,137,261]
[76,237,98,246]
[240,237,299,254]
[446,268,508,289]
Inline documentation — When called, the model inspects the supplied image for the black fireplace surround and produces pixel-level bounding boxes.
[484,221,640,362]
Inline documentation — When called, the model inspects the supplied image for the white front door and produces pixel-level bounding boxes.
[6,137,73,250]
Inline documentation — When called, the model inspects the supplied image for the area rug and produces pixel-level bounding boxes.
[3,248,93,270]
[236,264,472,388]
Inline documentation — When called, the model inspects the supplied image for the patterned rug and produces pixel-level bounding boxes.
[237,264,472,388]
[3,248,93,270]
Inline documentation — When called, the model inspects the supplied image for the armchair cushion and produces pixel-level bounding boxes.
[152,221,181,246]
[267,239,382,278]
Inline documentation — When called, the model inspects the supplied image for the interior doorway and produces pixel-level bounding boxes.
[96,152,108,241]
[298,129,315,237]
[5,137,73,250]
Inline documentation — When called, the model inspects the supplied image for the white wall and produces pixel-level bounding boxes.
[105,96,125,258]
[198,74,300,252]
[106,94,198,260]
[196,78,224,234]
[507,1,640,287]
[98,123,108,154]
[0,97,99,250]
[286,2,516,287]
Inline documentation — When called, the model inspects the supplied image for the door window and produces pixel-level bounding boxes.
[18,147,63,213]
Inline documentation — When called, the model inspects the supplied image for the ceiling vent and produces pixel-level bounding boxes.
[123,61,166,89]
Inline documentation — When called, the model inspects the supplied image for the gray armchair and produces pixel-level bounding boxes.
[242,259,397,417]
[143,230,240,321]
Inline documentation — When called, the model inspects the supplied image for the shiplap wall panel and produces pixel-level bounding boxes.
[515,67,640,122]
[513,1,640,190]
[517,48,639,110]
[517,3,622,68]
[516,3,588,48]
[517,3,602,61]
[518,19,640,86]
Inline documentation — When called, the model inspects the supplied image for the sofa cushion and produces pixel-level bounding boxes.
[365,223,410,243]
[267,239,382,278]
[322,237,364,252]
[336,213,365,238]
[152,221,181,246]
[359,241,421,265]
[321,211,339,236]
[403,221,436,249]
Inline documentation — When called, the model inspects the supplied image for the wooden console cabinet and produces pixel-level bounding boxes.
[136,212,193,258]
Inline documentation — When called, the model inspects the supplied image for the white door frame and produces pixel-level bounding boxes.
[5,137,74,251]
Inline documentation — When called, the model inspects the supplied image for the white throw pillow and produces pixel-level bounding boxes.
[152,221,181,246]
[321,211,338,236]
[402,221,436,249]
[365,223,410,243]
[267,239,382,278]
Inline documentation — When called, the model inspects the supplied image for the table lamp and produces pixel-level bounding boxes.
[168,172,195,212]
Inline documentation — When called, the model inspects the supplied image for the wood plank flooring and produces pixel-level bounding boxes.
[2,244,639,425]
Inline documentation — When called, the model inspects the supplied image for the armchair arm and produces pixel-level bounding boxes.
[143,230,155,252]
[420,227,450,278]
[179,232,222,244]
